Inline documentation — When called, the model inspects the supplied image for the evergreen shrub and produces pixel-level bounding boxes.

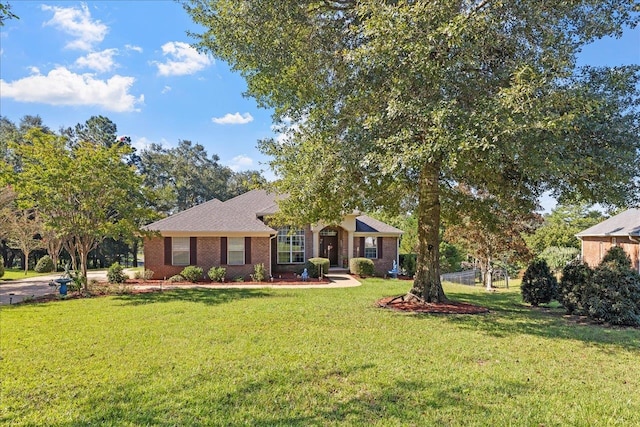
[35,255,55,273]
[521,258,557,306]
[305,258,329,278]
[208,266,226,282]
[350,257,375,277]
[107,262,127,284]
[180,266,203,283]
[558,259,592,314]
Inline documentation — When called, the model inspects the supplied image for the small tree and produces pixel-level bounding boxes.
[107,262,127,284]
[521,259,557,306]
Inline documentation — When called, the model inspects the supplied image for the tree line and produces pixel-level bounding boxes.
[0,114,265,285]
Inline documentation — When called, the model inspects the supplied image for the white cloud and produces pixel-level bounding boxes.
[0,67,142,112]
[125,44,143,53]
[154,41,212,76]
[161,85,172,94]
[42,4,108,51]
[212,112,254,125]
[228,155,254,172]
[75,48,118,72]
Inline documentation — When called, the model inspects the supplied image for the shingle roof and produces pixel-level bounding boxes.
[356,215,403,234]
[143,197,275,234]
[576,208,640,237]
[143,189,402,235]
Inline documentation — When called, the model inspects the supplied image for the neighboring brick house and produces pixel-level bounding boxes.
[576,208,640,273]
[142,189,403,280]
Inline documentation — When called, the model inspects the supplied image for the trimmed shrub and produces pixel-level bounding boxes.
[350,257,375,277]
[558,259,592,314]
[521,259,557,306]
[134,269,154,281]
[0,257,4,278]
[168,274,184,282]
[208,266,226,282]
[305,258,329,278]
[585,263,640,326]
[601,246,632,271]
[107,262,127,284]
[251,263,266,282]
[180,266,203,283]
[35,255,55,273]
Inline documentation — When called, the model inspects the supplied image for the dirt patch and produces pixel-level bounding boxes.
[378,295,490,314]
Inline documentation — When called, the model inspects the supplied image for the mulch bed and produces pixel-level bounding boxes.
[377,295,490,314]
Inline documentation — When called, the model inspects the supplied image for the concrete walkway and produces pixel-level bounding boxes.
[0,272,361,305]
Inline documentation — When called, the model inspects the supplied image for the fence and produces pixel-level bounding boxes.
[441,268,510,288]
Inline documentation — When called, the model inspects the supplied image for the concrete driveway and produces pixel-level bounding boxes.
[0,270,108,305]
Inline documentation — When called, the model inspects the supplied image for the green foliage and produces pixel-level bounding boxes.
[305,257,329,278]
[439,242,464,273]
[350,257,375,278]
[250,263,266,282]
[133,269,154,281]
[107,262,127,284]
[400,254,417,277]
[521,259,558,306]
[34,255,55,273]
[0,257,4,278]
[539,246,580,274]
[167,274,184,283]
[558,260,592,315]
[585,263,640,327]
[180,266,203,283]
[601,246,632,271]
[186,1,640,304]
[208,266,226,282]
[525,204,605,255]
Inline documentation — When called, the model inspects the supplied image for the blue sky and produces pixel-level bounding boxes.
[1,2,639,210]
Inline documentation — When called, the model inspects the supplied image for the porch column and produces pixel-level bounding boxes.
[347,231,354,261]
[313,230,320,257]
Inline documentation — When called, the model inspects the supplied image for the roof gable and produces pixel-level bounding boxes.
[576,208,640,237]
[356,215,403,234]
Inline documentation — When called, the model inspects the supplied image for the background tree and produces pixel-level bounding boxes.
[524,203,605,255]
[5,208,43,274]
[7,128,154,286]
[186,1,640,303]
[139,140,245,214]
[0,1,18,26]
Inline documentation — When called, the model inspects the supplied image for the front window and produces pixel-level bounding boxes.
[172,237,190,266]
[277,227,305,264]
[228,237,245,265]
[364,237,377,259]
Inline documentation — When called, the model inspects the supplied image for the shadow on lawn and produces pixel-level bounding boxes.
[51,363,532,426]
[443,290,640,351]
[114,287,273,306]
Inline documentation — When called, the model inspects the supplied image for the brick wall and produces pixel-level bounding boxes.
[351,236,398,276]
[582,236,640,272]
[143,236,273,281]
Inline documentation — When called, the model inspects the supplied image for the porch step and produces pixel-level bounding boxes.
[328,268,349,274]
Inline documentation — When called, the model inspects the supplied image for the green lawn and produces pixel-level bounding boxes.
[1,279,639,426]
[0,268,55,281]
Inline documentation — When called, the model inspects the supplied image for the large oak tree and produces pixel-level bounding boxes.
[185,0,640,302]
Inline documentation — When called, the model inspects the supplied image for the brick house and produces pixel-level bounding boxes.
[576,208,640,273]
[142,189,403,280]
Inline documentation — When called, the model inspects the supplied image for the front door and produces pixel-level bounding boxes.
[320,228,339,267]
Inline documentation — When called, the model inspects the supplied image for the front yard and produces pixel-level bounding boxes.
[1,279,638,426]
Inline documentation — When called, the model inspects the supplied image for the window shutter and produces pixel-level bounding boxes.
[220,237,228,265]
[245,237,251,264]
[190,237,197,265]
[164,237,172,265]
[377,237,383,259]
[359,237,365,257]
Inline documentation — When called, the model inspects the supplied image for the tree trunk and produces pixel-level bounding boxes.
[132,239,139,268]
[23,250,29,274]
[409,161,447,303]
[484,258,493,291]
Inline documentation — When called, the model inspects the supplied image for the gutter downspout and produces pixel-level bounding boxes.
[269,234,277,279]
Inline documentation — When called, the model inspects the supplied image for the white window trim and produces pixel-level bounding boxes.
[277,227,305,264]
